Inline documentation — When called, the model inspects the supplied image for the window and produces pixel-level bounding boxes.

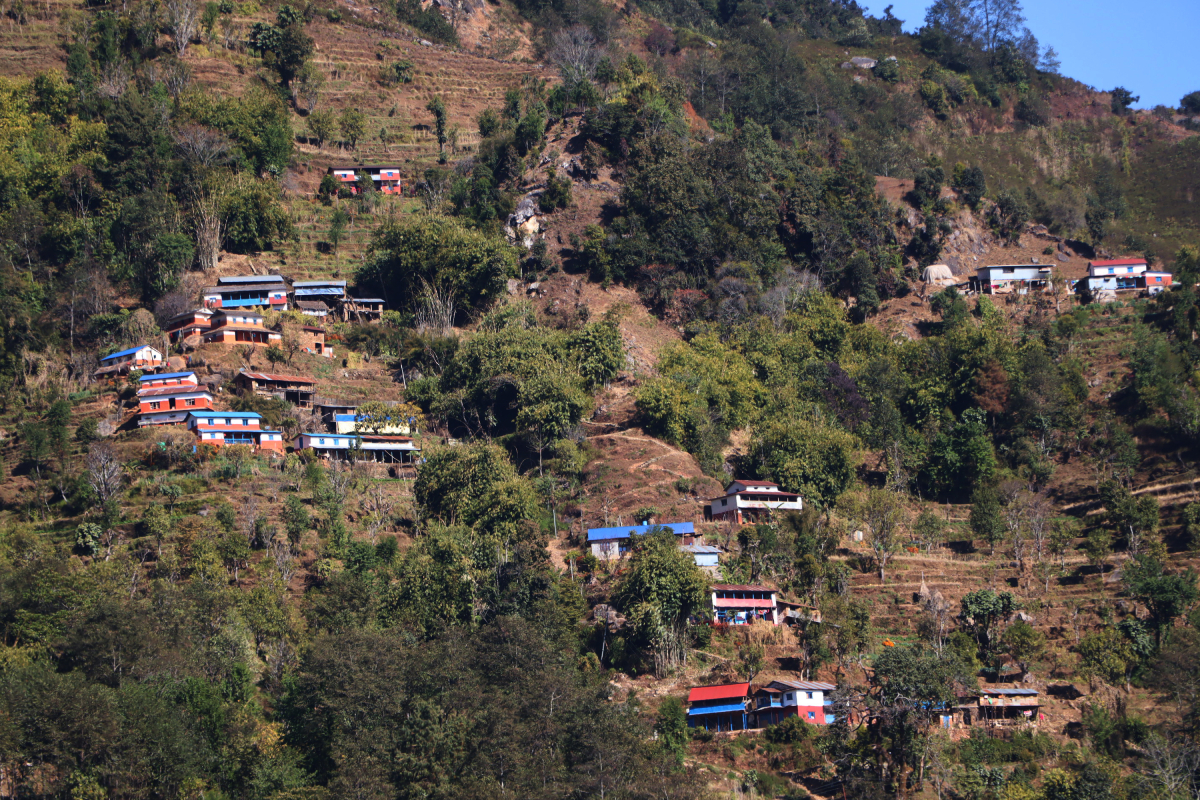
[808,712,815,720]
[185,398,196,406]
[785,694,793,702]
[807,692,813,699]
[721,499,727,506]
[149,402,160,410]
[319,438,326,445]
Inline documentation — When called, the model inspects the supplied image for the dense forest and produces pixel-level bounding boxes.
[1,0,1200,796]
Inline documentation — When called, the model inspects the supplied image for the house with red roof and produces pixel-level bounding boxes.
[137,373,213,426]
[686,683,751,731]
[711,584,779,625]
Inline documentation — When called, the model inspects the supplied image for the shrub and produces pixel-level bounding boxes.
[920,80,950,118]
[873,57,900,83]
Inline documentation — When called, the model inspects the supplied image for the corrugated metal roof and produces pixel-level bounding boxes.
[196,427,278,433]
[188,411,262,418]
[217,275,285,284]
[981,688,1038,696]
[711,584,775,592]
[140,372,195,381]
[293,280,347,288]
[101,345,154,360]
[681,544,721,553]
[238,372,314,384]
[1090,258,1146,267]
[686,703,747,716]
[687,683,750,702]
[714,598,774,608]
[204,283,288,293]
[294,288,346,296]
[586,522,694,542]
[349,297,385,303]
[138,386,210,397]
[769,680,836,692]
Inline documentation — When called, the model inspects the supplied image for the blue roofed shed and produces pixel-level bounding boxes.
[587,522,695,560]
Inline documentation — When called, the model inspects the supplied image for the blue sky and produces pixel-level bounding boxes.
[865,0,1199,109]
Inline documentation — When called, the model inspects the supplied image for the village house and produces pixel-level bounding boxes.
[712,584,779,625]
[299,325,332,358]
[326,166,403,195]
[680,543,721,573]
[334,410,410,435]
[202,310,282,347]
[969,264,1054,295]
[953,687,1041,728]
[1140,271,1174,294]
[586,522,696,561]
[292,280,347,309]
[164,308,214,344]
[187,411,285,453]
[137,372,213,426]
[313,398,358,429]
[752,680,837,727]
[339,297,386,322]
[296,300,330,321]
[96,344,163,377]
[1080,258,1147,294]
[296,432,420,463]
[233,371,316,409]
[202,276,289,310]
[706,480,803,525]
[687,683,751,732]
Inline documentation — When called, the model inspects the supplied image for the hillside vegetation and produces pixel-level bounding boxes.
[1,0,1200,797]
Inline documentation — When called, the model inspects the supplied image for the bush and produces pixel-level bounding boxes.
[539,169,572,213]
[873,57,900,83]
[765,715,812,744]
[396,0,457,45]
[920,80,950,118]
[1016,94,1051,127]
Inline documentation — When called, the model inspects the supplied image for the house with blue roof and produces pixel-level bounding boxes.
[587,522,695,561]
[95,345,163,376]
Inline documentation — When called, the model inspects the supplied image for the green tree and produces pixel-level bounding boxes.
[1001,620,1045,668]
[265,344,286,369]
[329,208,349,260]
[1099,479,1159,556]
[515,372,589,475]
[74,418,99,446]
[426,95,447,153]
[654,696,689,763]
[614,530,709,675]
[339,108,367,149]
[1124,555,1199,648]
[283,494,311,546]
[23,423,50,479]
[141,503,172,556]
[913,509,946,552]
[958,589,1018,656]
[968,484,1005,554]
[307,109,336,148]
[359,215,518,312]
[1111,86,1139,115]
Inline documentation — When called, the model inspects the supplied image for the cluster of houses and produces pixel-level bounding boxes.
[198,274,385,324]
[685,681,1041,733]
[129,366,420,463]
[949,258,1172,299]
[327,165,405,196]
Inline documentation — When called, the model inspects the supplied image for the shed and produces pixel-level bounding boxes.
[587,522,696,560]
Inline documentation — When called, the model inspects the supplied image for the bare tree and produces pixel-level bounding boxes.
[847,488,907,582]
[174,125,231,169]
[1141,734,1200,800]
[165,0,200,55]
[191,184,228,273]
[549,26,602,88]
[86,443,124,504]
[97,61,131,99]
[360,484,396,543]
[415,281,456,335]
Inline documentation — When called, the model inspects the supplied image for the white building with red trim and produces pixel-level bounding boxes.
[706,480,803,525]
[753,680,837,727]
[711,584,779,625]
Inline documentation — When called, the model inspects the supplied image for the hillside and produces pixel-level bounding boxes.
[2,0,1200,797]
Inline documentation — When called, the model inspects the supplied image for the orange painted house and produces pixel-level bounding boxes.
[165,309,214,343]
[201,310,282,347]
[138,372,214,426]
[186,411,285,453]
